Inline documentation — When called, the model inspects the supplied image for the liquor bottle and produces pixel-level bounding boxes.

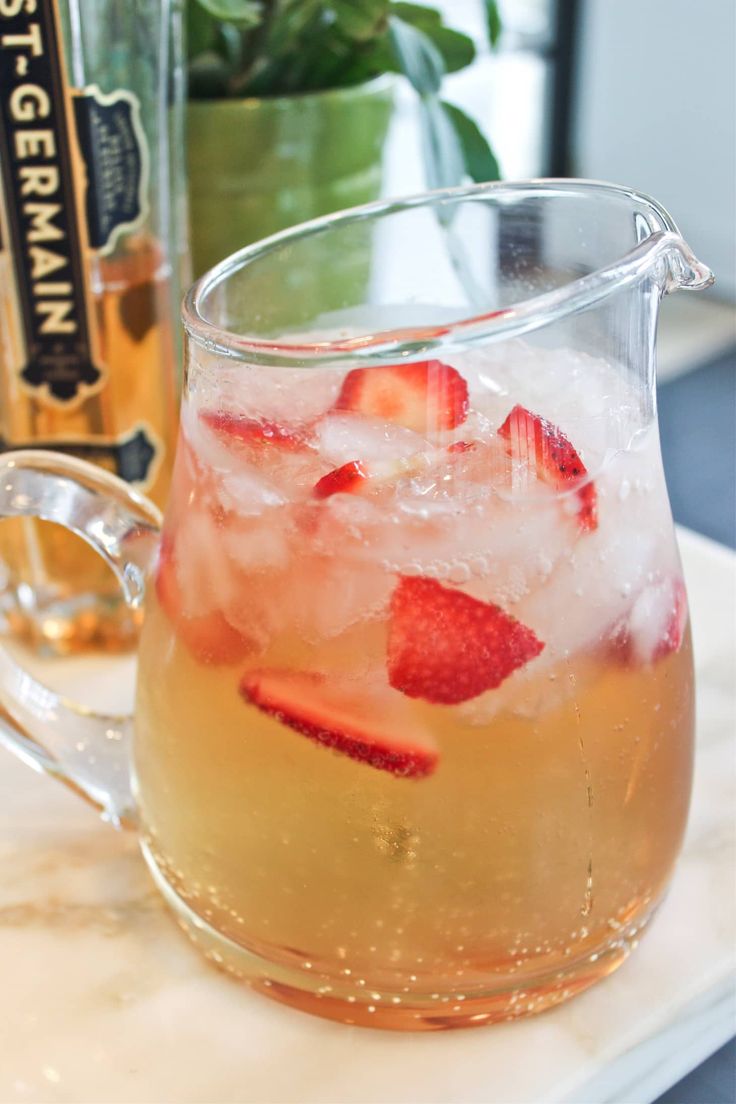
[0,0,187,653]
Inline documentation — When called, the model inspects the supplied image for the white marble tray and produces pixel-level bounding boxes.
[0,527,734,1104]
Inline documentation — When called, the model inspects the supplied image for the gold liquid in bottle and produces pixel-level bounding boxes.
[0,0,184,653]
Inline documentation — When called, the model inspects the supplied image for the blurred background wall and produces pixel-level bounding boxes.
[574,0,736,301]
[382,0,735,387]
[387,0,736,304]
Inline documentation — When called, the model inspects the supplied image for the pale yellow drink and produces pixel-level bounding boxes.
[134,346,694,1027]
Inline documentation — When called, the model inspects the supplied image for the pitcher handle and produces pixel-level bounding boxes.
[0,450,161,827]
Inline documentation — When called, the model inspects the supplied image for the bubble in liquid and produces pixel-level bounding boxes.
[470,554,490,577]
[448,561,472,584]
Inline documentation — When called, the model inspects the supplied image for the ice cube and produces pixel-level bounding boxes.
[173,508,243,619]
[192,365,342,429]
[317,412,430,466]
[624,576,687,664]
[221,514,290,573]
[457,340,643,473]
[261,552,393,644]
[216,469,287,515]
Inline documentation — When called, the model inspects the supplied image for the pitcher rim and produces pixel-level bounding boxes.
[183,178,708,369]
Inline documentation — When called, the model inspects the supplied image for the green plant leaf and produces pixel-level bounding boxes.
[222,25,248,73]
[187,0,217,58]
[330,0,389,41]
[237,0,388,94]
[422,25,474,72]
[388,14,445,95]
[194,0,262,28]
[483,0,502,47]
[418,96,465,189]
[391,4,474,72]
[186,0,490,110]
[441,100,501,181]
[390,2,442,28]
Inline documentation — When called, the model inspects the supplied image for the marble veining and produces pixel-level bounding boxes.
[0,527,733,1104]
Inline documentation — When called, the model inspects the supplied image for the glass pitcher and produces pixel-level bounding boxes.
[0,180,713,1030]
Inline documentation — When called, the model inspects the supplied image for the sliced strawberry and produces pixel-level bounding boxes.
[155,539,254,666]
[335,360,469,434]
[577,481,598,532]
[201,411,309,452]
[240,669,438,778]
[610,576,688,666]
[312,452,431,499]
[313,460,368,499]
[388,576,544,705]
[498,405,598,531]
[653,577,689,660]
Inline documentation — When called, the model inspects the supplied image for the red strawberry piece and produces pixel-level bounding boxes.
[240,669,438,779]
[313,460,368,499]
[201,411,308,452]
[447,440,476,454]
[334,360,469,434]
[312,452,431,499]
[388,576,544,705]
[498,404,598,531]
[155,539,254,666]
[577,481,598,532]
[611,576,688,666]
[653,576,688,660]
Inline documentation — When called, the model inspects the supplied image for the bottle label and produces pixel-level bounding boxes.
[0,0,147,407]
[0,421,161,486]
[73,85,148,253]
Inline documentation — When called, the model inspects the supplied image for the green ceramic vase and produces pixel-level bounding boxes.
[187,75,395,278]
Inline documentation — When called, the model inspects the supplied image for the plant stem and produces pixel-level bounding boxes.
[229,0,278,96]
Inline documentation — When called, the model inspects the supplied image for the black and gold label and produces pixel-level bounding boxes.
[0,0,146,407]
[0,421,160,486]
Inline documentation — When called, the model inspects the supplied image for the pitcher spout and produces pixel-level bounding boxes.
[664,235,715,293]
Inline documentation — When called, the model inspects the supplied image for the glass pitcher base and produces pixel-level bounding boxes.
[140,837,659,1032]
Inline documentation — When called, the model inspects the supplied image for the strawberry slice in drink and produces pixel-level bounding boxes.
[388,576,544,705]
[312,453,432,499]
[198,408,323,499]
[334,360,469,434]
[200,411,310,452]
[240,669,438,778]
[610,575,688,666]
[498,404,598,531]
[155,537,254,666]
[313,460,368,499]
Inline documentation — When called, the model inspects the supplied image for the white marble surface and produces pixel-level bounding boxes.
[0,527,733,1104]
